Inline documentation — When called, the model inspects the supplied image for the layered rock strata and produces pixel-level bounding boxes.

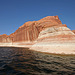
[0,34,12,43]
[37,26,75,42]
[0,16,75,54]
[0,15,75,43]
[13,15,63,42]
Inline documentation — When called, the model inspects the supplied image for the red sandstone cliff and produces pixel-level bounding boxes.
[12,16,68,42]
[0,34,12,43]
[0,16,75,43]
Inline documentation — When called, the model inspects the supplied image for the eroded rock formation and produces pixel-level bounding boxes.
[0,16,75,43]
[37,26,75,42]
[0,34,12,43]
[12,15,70,42]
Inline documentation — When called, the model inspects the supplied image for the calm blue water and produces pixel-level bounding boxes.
[0,47,75,75]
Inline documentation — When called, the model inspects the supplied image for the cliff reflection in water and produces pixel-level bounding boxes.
[0,47,75,75]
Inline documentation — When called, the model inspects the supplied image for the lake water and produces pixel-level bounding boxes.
[0,47,75,75]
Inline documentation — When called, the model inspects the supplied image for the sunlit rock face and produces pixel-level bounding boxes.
[0,34,12,43]
[0,15,75,43]
[13,15,66,42]
[13,15,75,43]
[72,30,75,34]
[13,21,39,42]
[37,26,75,42]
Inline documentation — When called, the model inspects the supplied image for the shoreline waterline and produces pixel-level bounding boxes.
[0,43,75,55]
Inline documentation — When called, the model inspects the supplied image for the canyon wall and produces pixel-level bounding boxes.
[0,34,12,43]
[12,15,66,42]
[37,26,75,42]
[13,21,39,42]
[0,16,75,43]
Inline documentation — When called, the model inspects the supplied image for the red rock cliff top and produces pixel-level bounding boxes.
[16,15,66,32]
[0,34,8,37]
[0,16,75,42]
[19,15,62,28]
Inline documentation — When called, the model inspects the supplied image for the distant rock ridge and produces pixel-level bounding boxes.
[0,15,75,43]
[0,34,12,43]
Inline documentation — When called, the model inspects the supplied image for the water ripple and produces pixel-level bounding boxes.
[0,47,75,75]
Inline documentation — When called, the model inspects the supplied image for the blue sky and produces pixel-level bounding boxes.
[0,0,75,35]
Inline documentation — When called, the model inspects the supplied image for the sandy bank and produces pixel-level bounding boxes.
[0,43,32,48]
[30,42,75,55]
[0,42,75,55]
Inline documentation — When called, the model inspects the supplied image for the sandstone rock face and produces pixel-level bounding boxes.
[0,34,12,43]
[72,30,75,34]
[37,26,75,42]
[13,21,39,42]
[0,16,75,54]
[0,16,75,43]
[13,16,67,42]
[30,16,75,54]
